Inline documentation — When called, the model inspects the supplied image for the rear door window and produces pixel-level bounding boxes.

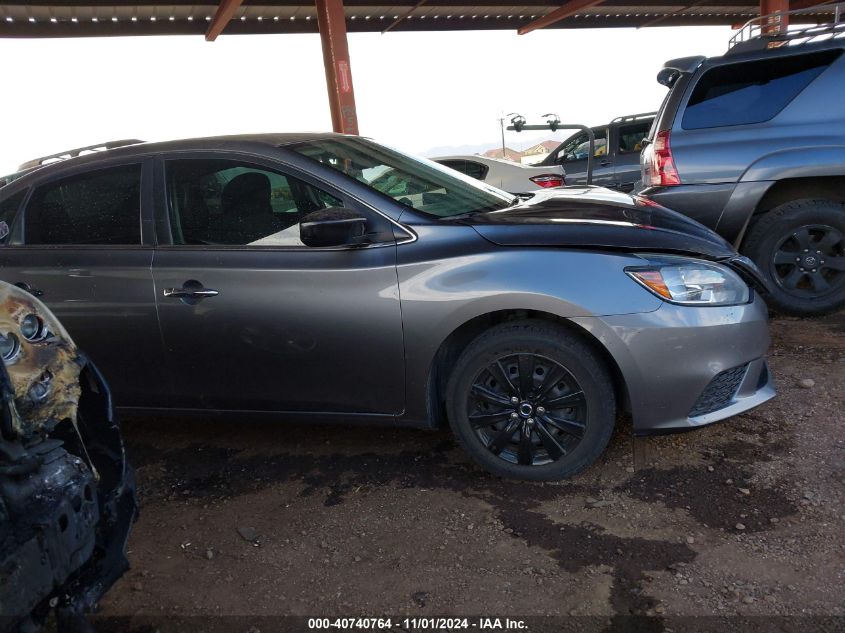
[617,122,651,154]
[682,50,842,130]
[438,159,489,181]
[24,165,142,245]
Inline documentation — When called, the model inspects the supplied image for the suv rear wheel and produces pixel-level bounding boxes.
[742,199,845,316]
[445,320,616,481]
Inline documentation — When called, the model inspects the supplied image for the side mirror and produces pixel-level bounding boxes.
[300,207,368,248]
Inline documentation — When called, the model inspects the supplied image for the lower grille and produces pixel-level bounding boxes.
[689,364,749,417]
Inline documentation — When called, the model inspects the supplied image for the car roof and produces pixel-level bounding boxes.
[10,132,347,183]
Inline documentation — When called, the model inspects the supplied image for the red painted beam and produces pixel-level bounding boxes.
[789,0,833,9]
[518,0,606,35]
[760,0,789,33]
[205,0,245,41]
[316,0,359,135]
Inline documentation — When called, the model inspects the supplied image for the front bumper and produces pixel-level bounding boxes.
[571,291,775,433]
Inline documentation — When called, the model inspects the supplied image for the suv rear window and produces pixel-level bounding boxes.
[682,50,841,130]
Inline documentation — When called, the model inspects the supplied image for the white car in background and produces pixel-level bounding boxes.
[435,156,565,194]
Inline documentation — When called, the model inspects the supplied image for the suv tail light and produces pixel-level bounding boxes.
[645,130,681,187]
[530,174,565,188]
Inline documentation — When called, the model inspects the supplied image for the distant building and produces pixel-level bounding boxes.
[481,147,523,162]
[520,140,560,165]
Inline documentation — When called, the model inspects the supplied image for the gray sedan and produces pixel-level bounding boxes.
[0,134,775,480]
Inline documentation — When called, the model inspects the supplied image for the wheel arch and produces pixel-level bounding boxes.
[753,176,845,214]
[734,176,845,250]
[740,147,845,184]
[425,309,631,429]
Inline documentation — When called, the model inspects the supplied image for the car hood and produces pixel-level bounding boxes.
[463,187,736,259]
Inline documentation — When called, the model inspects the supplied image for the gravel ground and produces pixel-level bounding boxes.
[95,313,845,630]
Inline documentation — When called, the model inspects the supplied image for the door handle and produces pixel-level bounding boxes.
[14,282,43,297]
[163,288,219,299]
[163,280,219,304]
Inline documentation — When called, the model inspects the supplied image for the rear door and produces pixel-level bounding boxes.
[151,154,405,415]
[613,120,653,192]
[0,161,166,407]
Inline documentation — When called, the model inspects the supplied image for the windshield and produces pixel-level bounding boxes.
[287,137,514,218]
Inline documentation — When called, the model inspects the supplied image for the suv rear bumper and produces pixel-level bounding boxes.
[641,180,776,246]
[640,183,735,231]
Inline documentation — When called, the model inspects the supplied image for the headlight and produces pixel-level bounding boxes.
[0,332,20,362]
[626,255,750,306]
[20,313,48,342]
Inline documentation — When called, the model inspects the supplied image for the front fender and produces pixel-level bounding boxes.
[395,226,662,425]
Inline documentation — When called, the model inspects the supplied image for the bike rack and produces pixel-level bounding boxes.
[506,114,595,185]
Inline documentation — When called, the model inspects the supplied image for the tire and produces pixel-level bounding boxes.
[741,199,845,316]
[445,320,615,481]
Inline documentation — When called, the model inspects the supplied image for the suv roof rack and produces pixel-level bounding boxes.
[728,2,844,55]
[611,112,657,124]
[18,139,145,171]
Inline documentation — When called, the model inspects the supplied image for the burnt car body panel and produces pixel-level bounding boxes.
[0,281,136,633]
[0,134,774,436]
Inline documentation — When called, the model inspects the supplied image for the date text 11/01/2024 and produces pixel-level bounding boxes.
[307,618,528,630]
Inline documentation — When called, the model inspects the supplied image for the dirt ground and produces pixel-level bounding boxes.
[95,313,845,630]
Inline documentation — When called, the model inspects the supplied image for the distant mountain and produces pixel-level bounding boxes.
[422,133,567,158]
[422,142,495,158]
[421,130,574,158]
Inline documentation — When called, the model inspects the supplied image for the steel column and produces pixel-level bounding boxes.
[315,0,359,135]
[760,0,789,33]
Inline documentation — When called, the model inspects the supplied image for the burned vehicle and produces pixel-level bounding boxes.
[0,281,136,632]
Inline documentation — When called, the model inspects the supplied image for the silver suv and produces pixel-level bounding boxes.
[640,25,845,316]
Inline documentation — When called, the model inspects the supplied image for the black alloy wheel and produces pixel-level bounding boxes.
[446,320,616,481]
[468,353,586,466]
[742,199,845,316]
[771,224,845,298]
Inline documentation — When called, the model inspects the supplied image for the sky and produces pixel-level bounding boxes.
[0,25,732,174]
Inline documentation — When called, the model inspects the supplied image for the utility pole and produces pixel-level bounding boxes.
[498,116,506,159]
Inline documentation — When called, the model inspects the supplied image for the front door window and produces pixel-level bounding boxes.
[166,160,343,247]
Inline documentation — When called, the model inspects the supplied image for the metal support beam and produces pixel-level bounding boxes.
[205,0,244,41]
[760,0,789,33]
[789,0,832,9]
[518,0,606,34]
[639,0,710,27]
[382,0,429,33]
[316,0,359,134]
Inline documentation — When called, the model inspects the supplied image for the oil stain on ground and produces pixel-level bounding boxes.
[128,436,693,628]
[123,406,798,631]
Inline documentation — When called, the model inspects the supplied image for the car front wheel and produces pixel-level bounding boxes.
[742,199,845,316]
[445,320,616,481]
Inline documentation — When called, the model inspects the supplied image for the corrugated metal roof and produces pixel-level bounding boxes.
[0,1,837,36]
